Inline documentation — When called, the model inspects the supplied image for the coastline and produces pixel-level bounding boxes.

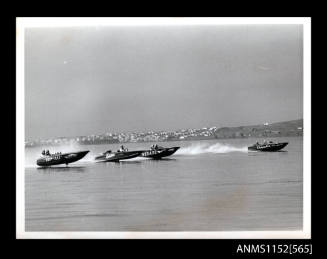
[25,119,303,148]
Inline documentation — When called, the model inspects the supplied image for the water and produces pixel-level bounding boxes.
[25,137,303,231]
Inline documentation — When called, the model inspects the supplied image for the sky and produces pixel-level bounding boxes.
[25,24,303,140]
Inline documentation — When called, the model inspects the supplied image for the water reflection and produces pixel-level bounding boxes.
[37,166,86,173]
[248,150,288,156]
[118,160,143,164]
[97,158,177,166]
[144,158,177,162]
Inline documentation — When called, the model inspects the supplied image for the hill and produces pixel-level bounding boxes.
[212,119,303,139]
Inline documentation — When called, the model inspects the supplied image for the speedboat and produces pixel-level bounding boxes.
[248,141,288,152]
[140,145,180,159]
[36,150,89,167]
[95,147,143,162]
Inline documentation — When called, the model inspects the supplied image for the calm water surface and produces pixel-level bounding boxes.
[25,137,302,231]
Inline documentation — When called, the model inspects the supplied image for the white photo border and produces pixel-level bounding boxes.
[16,17,311,239]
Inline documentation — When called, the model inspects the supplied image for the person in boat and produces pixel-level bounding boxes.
[46,150,50,156]
[42,150,46,156]
[118,145,127,152]
[151,144,159,151]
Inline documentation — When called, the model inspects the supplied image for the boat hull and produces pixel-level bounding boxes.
[95,151,143,162]
[140,147,180,159]
[248,142,288,152]
[36,151,89,167]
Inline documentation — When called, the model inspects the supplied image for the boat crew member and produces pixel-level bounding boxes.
[119,145,126,152]
[46,150,50,156]
[42,150,46,156]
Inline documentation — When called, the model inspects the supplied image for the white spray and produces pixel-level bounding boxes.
[176,142,247,155]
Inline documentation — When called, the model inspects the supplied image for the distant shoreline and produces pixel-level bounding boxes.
[25,119,303,148]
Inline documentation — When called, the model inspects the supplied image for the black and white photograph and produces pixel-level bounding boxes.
[16,17,311,239]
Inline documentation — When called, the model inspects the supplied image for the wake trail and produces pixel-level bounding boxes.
[24,142,248,167]
[176,142,248,155]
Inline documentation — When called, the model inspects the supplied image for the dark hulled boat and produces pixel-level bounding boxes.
[95,148,143,162]
[36,150,89,167]
[248,141,288,152]
[140,145,180,159]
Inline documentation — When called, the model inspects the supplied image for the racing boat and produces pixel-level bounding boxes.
[36,150,89,167]
[248,141,288,152]
[95,146,143,162]
[140,145,180,159]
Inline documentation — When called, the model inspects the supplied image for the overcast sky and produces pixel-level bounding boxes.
[25,24,303,140]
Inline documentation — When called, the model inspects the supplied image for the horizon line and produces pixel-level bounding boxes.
[25,118,303,142]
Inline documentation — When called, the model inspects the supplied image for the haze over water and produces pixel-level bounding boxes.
[25,137,302,231]
[25,25,303,140]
